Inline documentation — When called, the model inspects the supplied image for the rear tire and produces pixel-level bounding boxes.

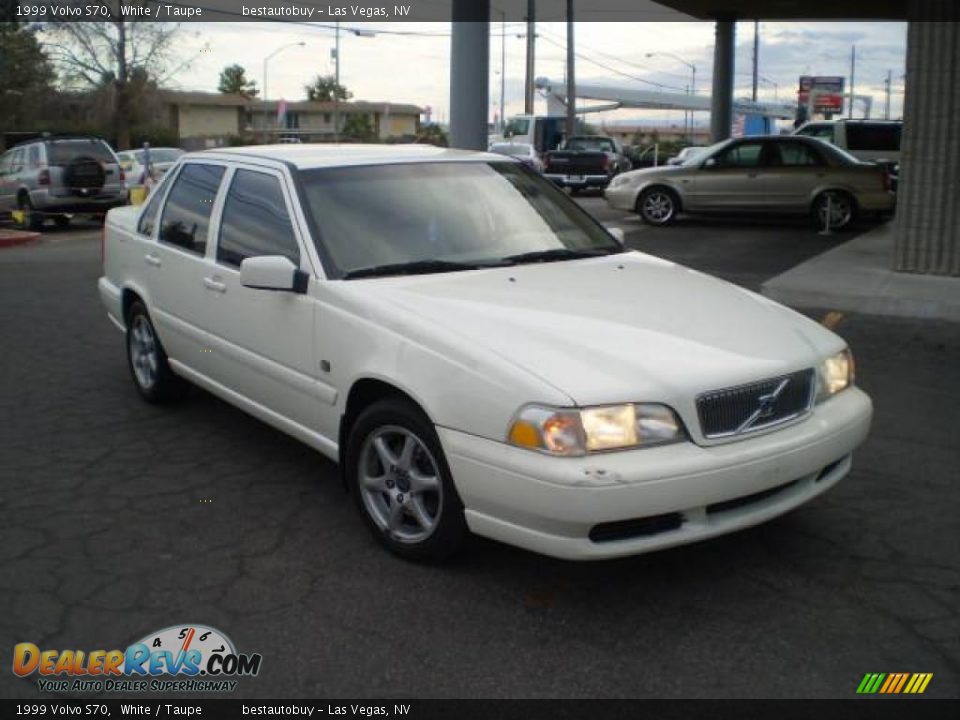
[346,397,468,562]
[812,191,856,231]
[17,194,43,231]
[638,186,679,225]
[125,300,186,404]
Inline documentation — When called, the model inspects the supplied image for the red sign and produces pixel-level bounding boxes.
[798,76,845,113]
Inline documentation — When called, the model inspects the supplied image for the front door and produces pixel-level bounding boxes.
[687,139,766,211]
[203,165,325,434]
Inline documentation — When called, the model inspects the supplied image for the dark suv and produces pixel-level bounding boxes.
[0,136,127,230]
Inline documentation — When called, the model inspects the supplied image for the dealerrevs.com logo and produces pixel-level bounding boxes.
[13,624,262,693]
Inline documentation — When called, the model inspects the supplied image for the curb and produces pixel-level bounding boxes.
[0,231,42,249]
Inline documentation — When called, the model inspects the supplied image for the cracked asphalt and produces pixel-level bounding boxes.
[1,209,958,699]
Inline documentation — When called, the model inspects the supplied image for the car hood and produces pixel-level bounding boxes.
[621,165,689,181]
[359,252,843,407]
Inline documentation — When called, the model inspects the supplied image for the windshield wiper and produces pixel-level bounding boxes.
[500,247,622,265]
[342,259,504,280]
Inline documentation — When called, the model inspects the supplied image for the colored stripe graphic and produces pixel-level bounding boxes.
[857,672,932,694]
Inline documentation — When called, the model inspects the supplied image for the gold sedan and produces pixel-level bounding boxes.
[604,135,896,230]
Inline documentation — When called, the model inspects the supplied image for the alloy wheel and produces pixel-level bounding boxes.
[358,425,443,544]
[129,315,159,390]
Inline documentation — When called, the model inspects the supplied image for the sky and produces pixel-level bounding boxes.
[162,19,908,129]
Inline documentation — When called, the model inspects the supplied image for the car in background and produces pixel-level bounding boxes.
[98,144,871,562]
[605,135,895,230]
[0,135,126,230]
[793,119,901,186]
[116,147,184,188]
[544,135,630,193]
[667,146,709,166]
[488,142,544,173]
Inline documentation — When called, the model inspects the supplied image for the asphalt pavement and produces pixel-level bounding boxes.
[1,205,957,700]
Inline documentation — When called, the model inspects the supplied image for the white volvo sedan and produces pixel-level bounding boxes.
[98,144,872,561]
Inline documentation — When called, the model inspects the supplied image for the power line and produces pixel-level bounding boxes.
[537,34,687,92]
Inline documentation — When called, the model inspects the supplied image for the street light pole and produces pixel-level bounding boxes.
[263,41,305,139]
[646,51,696,144]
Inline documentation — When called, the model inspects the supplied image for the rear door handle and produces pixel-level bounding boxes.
[144,253,161,267]
[203,277,227,293]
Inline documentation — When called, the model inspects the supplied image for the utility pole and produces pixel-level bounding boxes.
[849,44,856,119]
[524,0,535,115]
[751,20,759,102]
[500,11,506,131]
[884,69,892,119]
[334,21,341,141]
[565,0,576,140]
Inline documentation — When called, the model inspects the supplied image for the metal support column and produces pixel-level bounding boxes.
[710,19,735,143]
[449,0,490,150]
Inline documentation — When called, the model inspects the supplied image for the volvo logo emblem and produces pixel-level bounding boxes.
[736,377,791,434]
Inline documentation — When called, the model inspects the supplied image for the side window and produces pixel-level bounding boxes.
[137,184,166,237]
[776,142,825,167]
[158,163,224,255]
[846,123,901,152]
[716,142,764,168]
[217,170,300,268]
[0,152,10,175]
[27,146,40,169]
[10,149,25,173]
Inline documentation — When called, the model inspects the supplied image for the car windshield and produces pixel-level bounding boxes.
[489,144,532,158]
[47,139,116,165]
[298,161,622,278]
[681,140,730,166]
[566,138,614,152]
[134,148,183,163]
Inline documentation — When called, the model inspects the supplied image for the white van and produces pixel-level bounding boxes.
[793,120,901,169]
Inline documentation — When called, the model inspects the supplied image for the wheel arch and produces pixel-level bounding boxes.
[636,181,684,212]
[338,376,434,488]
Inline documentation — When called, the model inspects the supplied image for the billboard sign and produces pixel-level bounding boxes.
[798,76,845,113]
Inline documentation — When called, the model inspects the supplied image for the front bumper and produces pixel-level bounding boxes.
[604,183,639,212]
[545,173,611,189]
[440,387,872,560]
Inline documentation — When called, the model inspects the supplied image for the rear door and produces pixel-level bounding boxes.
[147,161,227,374]
[203,164,322,431]
[757,140,829,210]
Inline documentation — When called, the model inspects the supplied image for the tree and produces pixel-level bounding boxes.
[416,123,448,148]
[0,23,57,130]
[341,113,375,142]
[218,64,258,98]
[43,3,199,148]
[304,74,351,102]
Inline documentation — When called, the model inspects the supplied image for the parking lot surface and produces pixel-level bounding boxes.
[1,208,958,699]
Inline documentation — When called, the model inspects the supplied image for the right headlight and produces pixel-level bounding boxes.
[507,403,686,456]
[816,348,855,402]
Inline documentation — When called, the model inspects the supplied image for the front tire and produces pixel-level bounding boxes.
[346,397,468,562]
[638,186,679,225]
[125,301,186,404]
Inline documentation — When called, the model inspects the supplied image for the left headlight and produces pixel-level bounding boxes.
[817,348,855,401]
[507,403,686,456]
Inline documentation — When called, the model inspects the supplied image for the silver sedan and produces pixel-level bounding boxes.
[605,135,895,230]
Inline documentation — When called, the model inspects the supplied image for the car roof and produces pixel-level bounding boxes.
[187,143,508,170]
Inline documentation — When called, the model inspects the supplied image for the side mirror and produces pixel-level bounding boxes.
[240,256,308,294]
[606,227,625,246]
[702,157,718,169]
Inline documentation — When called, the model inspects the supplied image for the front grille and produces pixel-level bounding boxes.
[697,369,815,439]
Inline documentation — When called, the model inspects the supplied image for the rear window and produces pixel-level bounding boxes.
[845,123,901,152]
[46,139,116,166]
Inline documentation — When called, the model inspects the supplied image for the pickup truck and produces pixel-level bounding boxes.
[97,143,872,563]
[543,135,630,193]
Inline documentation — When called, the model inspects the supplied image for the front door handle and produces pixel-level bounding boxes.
[144,253,161,267]
[203,277,227,293]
